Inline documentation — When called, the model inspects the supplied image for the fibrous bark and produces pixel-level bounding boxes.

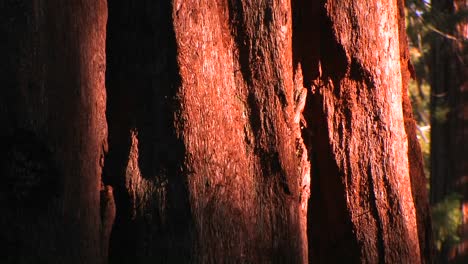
[1,0,431,263]
[105,0,308,262]
[297,0,427,262]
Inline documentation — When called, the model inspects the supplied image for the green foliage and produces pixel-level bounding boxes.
[433,104,450,123]
[406,0,432,183]
[432,193,463,251]
[406,0,468,86]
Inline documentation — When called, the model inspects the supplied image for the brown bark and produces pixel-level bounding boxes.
[0,0,108,263]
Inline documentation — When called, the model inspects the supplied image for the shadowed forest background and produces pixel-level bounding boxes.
[406,0,467,262]
[0,0,466,263]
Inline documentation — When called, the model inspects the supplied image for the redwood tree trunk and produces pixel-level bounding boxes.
[0,0,108,263]
[1,0,431,263]
[105,0,308,262]
[298,0,429,262]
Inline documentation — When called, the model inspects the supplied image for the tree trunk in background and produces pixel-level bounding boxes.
[1,0,432,263]
[0,0,108,263]
[430,0,468,262]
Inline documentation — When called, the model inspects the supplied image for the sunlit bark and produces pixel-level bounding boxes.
[299,0,428,262]
[0,0,431,263]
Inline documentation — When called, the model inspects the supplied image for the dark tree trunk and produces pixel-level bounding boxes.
[0,0,108,263]
[1,0,432,263]
[430,0,468,262]
[104,1,194,262]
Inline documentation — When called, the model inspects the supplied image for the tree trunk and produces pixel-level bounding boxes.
[105,1,308,262]
[1,0,431,263]
[297,0,427,262]
[0,0,108,263]
[429,0,468,262]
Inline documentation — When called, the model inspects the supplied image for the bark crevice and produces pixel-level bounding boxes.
[104,1,193,262]
[292,0,361,262]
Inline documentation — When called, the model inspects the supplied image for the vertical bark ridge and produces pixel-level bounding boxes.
[397,0,433,262]
[327,0,420,261]
[172,0,309,262]
[173,0,256,261]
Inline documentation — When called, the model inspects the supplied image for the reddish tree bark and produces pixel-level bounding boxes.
[300,0,429,262]
[0,0,431,263]
[105,1,308,262]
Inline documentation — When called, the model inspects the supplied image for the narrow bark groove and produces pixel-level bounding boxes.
[292,1,361,262]
[367,164,388,264]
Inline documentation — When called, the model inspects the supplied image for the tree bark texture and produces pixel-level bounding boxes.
[297,0,427,262]
[105,1,308,262]
[430,0,468,261]
[0,0,431,263]
[0,0,108,263]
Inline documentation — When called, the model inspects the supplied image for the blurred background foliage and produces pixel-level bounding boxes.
[432,193,463,251]
[405,0,466,261]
